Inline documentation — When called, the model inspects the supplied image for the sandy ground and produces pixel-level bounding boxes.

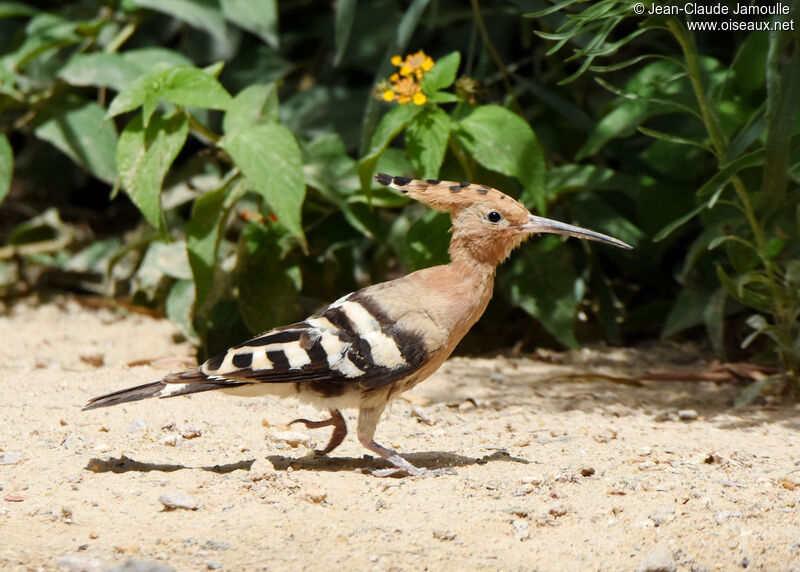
[1,297,799,572]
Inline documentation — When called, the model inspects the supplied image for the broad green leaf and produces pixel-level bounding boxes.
[421,51,460,93]
[730,31,769,94]
[500,236,581,348]
[333,0,356,65]
[166,279,199,343]
[223,123,306,243]
[0,134,12,206]
[429,91,459,104]
[223,83,279,136]
[186,185,229,315]
[34,99,118,185]
[358,103,423,191]
[406,107,451,179]
[122,47,193,72]
[117,112,189,229]
[236,224,303,334]
[5,13,80,70]
[131,0,226,43]
[59,52,141,91]
[221,0,278,47]
[107,64,233,124]
[455,105,546,211]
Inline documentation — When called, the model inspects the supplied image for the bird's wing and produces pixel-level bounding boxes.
[191,290,430,390]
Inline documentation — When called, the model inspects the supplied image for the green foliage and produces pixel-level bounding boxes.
[1,0,798,400]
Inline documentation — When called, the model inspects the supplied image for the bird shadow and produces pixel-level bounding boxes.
[267,448,528,473]
[84,449,526,475]
[85,455,255,474]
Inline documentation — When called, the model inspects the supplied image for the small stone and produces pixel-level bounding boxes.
[159,492,200,511]
[580,467,595,477]
[432,529,456,541]
[489,372,505,383]
[248,458,277,482]
[458,400,476,411]
[206,562,222,570]
[94,442,111,453]
[715,511,742,522]
[203,540,231,551]
[57,554,104,572]
[653,411,673,422]
[4,494,24,502]
[677,409,699,421]
[780,475,800,491]
[548,503,567,517]
[301,489,327,504]
[79,354,105,367]
[511,518,530,541]
[106,560,177,572]
[160,434,180,447]
[593,428,617,443]
[177,423,203,439]
[62,434,86,451]
[270,431,313,448]
[410,406,434,425]
[0,452,22,465]
[635,546,676,572]
[638,447,653,456]
[128,418,148,433]
[521,476,543,485]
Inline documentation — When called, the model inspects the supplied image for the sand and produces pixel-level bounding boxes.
[1,297,799,571]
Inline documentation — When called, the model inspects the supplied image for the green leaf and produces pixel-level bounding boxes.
[221,0,278,47]
[421,51,460,93]
[333,0,357,65]
[406,107,451,179]
[500,237,581,348]
[697,149,766,196]
[59,52,141,92]
[5,13,81,70]
[236,224,303,333]
[405,210,451,271]
[637,126,710,151]
[223,123,306,244]
[107,64,233,124]
[223,83,279,136]
[166,279,198,344]
[186,184,229,316]
[0,2,39,18]
[131,0,227,43]
[455,105,546,211]
[0,134,12,206]
[358,103,423,191]
[117,112,189,229]
[33,99,118,185]
[716,266,773,313]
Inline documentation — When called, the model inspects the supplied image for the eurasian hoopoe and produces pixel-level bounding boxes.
[84,173,632,476]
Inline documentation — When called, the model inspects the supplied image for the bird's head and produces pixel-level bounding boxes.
[375,173,632,266]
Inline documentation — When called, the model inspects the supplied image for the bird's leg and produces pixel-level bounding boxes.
[289,409,347,455]
[357,405,428,477]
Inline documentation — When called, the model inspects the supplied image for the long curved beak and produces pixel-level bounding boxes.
[521,214,633,250]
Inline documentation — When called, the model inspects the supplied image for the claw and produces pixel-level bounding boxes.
[289,409,347,455]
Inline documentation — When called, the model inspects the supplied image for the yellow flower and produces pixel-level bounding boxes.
[382,89,395,102]
[393,50,435,80]
[392,77,425,105]
[412,92,427,105]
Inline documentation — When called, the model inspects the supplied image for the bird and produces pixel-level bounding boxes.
[84,173,632,477]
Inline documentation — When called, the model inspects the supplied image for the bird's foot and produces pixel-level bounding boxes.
[289,409,347,456]
[362,452,457,478]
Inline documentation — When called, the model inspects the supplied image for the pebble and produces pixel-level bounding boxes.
[548,503,567,517]
[270,431,313,448]
[780,475,800,491]
[57,554,104,572]
[206,561,222,570]
[410,406,434,425]
[511,518,530,541]
[62,434,86,451]
[159,492,200,511]
[432,529,456,541]
[128,418,148,432]
[0,452,22,465]
[160,435,180,447]
[301,489,327,504]
[178,423,203,439]
[580,467,595,477]
[677,409,699,421]
[635,546,676,572]
[106,560,177,572]
[248,458,277,481]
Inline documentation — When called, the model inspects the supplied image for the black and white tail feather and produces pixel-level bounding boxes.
[83,289,427,411]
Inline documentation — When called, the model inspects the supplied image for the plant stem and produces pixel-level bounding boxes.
[187,113,221,145]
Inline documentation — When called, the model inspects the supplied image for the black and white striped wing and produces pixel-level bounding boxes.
[197,291,429,390]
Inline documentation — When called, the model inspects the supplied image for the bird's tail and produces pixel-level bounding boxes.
[82,380,167,410]
[82,367,246,410]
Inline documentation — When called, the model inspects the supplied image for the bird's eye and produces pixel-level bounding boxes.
[487,211,503,223]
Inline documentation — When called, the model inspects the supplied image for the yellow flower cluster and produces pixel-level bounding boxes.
[379,50,435,106]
